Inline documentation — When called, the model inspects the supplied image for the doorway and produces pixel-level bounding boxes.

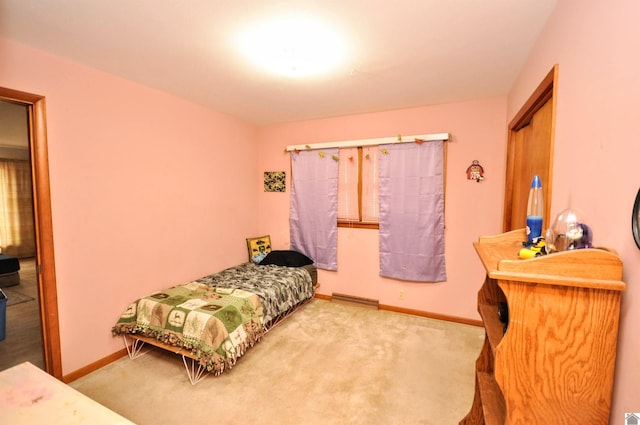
[0,99,43,371]
[503,65,558,232]
[0,87,61,379]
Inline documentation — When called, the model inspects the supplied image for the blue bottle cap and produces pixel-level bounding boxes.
[531,175,542,188]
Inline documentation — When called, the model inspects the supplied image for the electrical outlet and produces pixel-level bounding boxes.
[399,289,405,300]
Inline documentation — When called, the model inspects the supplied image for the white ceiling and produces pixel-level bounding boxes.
[0,0,557,126]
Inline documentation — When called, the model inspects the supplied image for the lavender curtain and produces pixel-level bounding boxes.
[378,141,446,282]
[290,149,339,271]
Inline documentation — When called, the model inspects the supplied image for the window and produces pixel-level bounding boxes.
[337,146,379,228]
[288,135,448,280]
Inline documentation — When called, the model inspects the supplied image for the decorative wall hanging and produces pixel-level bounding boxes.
[264,171,286,192]
[466,160,485,182]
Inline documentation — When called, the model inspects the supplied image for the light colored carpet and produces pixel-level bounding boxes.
[70,299,484,425]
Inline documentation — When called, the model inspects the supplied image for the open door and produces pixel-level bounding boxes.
[0,86,62,379]
[503,65,557,233]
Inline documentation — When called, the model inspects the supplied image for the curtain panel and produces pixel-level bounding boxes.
[378,141,446,282]
[289,149,339,271]
[0,159,36,258]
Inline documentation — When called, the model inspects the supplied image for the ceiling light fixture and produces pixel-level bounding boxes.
[236,14,347,78]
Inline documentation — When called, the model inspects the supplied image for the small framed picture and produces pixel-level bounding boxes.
[264,171,286,192]
[246,235,272,263]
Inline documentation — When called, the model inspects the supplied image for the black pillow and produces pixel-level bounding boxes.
[258,250,313,267]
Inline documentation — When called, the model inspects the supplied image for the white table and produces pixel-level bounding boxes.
[0,362,135,424]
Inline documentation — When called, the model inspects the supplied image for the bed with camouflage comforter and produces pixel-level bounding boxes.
[112,262,315,376]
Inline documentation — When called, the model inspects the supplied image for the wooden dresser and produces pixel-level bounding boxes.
[460,229,625,425]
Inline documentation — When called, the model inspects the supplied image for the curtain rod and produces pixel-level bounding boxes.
[285,132,450,152]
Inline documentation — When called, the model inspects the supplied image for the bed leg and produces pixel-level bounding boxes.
[182,356,208,385]
[123,336,148,359]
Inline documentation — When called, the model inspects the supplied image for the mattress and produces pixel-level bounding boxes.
[299,264,317,285]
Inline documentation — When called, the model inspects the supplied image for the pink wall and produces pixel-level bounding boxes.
[508,0,640,420]
[7,2,634,417]
[256,98,507,320]
[1,38,259,374]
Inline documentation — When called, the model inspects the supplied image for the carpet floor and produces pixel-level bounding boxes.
[70,299,484,425]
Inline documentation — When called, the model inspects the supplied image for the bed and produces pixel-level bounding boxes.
[0,254,20,288]
[112,248,316,384]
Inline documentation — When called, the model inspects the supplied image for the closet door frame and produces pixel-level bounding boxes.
[503,65,558,233]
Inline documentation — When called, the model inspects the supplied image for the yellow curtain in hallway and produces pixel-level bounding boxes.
[0,159,35,258]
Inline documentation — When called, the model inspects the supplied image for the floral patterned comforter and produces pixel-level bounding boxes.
[112,262,314,375]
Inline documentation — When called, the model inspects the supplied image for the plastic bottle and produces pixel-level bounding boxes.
[526,175,544,244]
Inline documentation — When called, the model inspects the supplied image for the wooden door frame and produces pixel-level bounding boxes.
[0,86,62,379]
[503,65,558,232]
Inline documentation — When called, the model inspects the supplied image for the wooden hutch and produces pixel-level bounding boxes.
[460,229,625,425]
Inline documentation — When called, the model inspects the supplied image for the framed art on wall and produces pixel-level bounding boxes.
[264,171,286,192]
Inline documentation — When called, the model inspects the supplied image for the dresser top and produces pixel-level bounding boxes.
[474,229,626,291]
